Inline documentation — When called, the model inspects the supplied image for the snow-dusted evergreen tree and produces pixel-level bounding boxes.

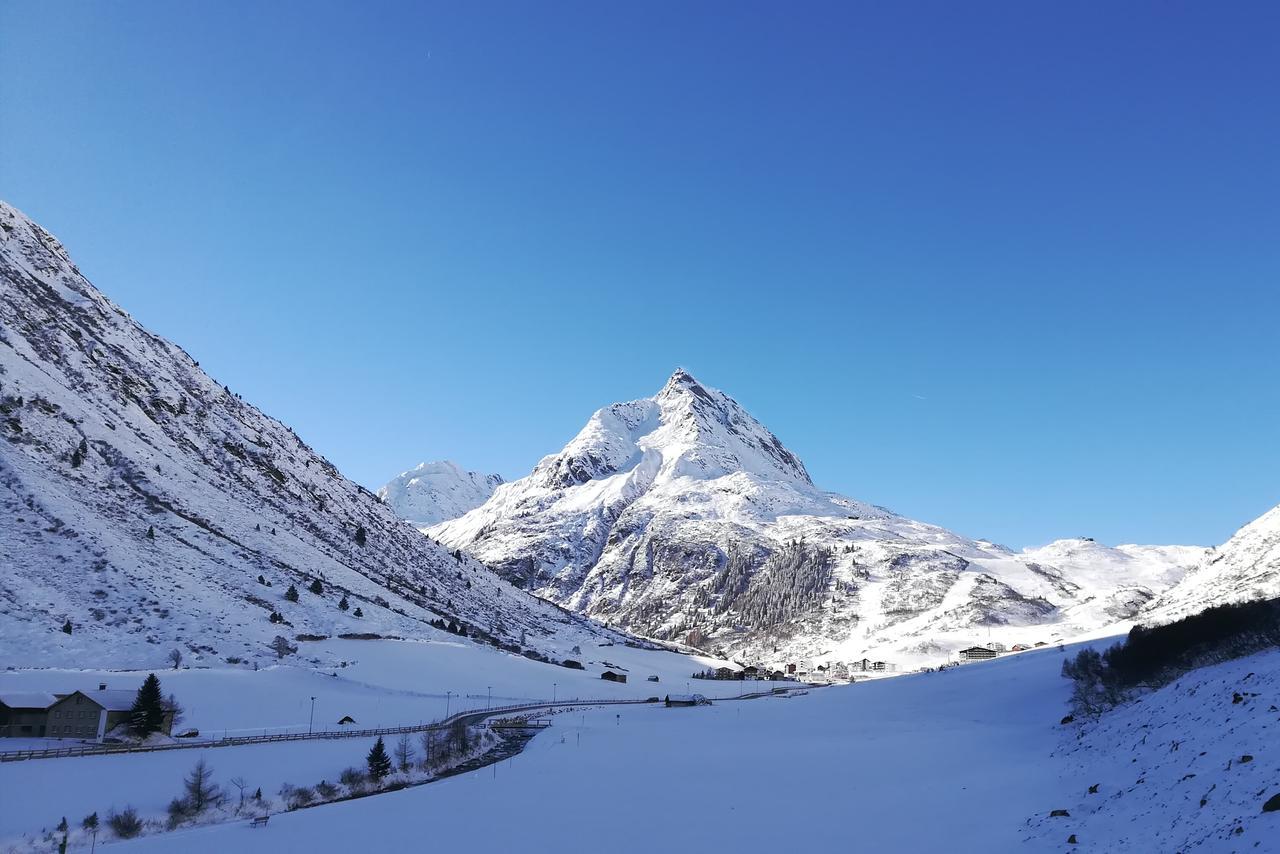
[366,736,392,782]
[129,673,165,737]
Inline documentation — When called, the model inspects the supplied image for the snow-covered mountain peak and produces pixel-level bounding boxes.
[430,369,1201,667]
[519,370,811,493]
[377,461,503,527]
[654,369,811,486]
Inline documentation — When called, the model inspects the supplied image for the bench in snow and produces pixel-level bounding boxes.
[250,816,270,828]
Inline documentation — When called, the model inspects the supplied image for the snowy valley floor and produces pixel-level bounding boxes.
[4,639,1279,852]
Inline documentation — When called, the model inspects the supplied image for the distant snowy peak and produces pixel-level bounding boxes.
[377,461,503,527]
[1020,538,1206,589]
[528,369,812,491]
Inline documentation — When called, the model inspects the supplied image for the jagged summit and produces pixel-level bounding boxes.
[520,370,812,495]
[429,370,1202,666]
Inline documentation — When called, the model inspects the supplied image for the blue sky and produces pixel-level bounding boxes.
[2,1,1277,548]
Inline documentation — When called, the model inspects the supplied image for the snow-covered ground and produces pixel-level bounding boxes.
[1030,647,1280,851]
[8,632,1280,852]
[0,636,742,846]
[106,644,1077,853]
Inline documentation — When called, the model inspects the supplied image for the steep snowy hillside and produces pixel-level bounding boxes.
[0,201,625,669]
[1143,502,1280,623]
[1030,646,1280,851]
[432,370,1202,667]
[377,461,502,527]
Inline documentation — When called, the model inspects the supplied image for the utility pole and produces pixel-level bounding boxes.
[487,686,492,710]
[445,691,452,718]
[308,696,316,736]
[553,683,557,703]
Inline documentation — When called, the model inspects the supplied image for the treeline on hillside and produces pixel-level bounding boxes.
[713,540,834,628]
[1062,597,1280,715]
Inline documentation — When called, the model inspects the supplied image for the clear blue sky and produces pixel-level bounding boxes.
[3,2,1277,549]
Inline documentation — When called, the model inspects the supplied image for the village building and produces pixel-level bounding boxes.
[985,642,1007,653]
[0,692,57,738]
[959,646,998,661]
[1010,643,1033,652]
[0,684,174,742]
[601,670,627,684]
[664,694,709,707]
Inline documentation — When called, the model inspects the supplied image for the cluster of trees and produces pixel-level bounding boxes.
[52,724,486,844]
[1062,597,1280,715]
[718,540,834,628]
[430,617,468,636]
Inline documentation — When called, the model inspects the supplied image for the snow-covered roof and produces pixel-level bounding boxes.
[0,692,57,709]
[63,689,139,711]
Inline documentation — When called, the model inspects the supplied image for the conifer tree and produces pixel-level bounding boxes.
[61,619,73,635]
[182,758,221,813]
[354,525,367,547]
[366,736,392,782]
[129,673,165,737]
[339,595,349,611]
[284,584,299,602]
[308,578,323,596]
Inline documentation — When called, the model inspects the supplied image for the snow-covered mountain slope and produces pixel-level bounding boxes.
[1030,646,1280,851]
[1142,502,1280,623]
[377,461,502,527]
[431,370,1203,667]
[0,200,627,669]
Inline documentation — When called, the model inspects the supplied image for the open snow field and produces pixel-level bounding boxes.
[7,638,1279,852]
[105,646,1077,852]
[0,637,739,846]
[0,637,743,743]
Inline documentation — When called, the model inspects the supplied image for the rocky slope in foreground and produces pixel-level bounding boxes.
[0,201,628,669]
[430,370,1205,668]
